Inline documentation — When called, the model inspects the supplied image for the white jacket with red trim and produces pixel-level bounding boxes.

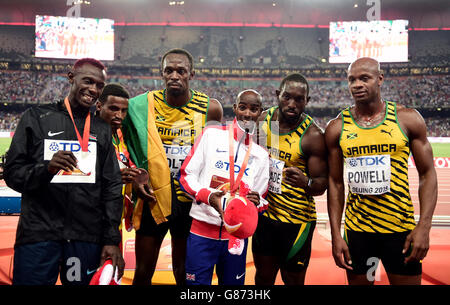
[179,120,269,239]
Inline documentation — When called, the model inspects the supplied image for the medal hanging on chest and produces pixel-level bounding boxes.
[226,125,252,205]
[77,150,96,174]
[64,97,94,174]
[113,129,134,168]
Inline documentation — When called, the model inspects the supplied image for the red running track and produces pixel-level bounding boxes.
[1,167,449,285]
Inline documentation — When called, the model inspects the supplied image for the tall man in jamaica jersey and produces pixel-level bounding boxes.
[123,48,223,285]
[325,57,438,285]
[252,73,328,285]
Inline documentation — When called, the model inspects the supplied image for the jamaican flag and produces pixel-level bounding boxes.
[122,91,172,227]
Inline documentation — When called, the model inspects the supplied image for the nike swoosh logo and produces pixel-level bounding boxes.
[48,131,64,137]
[87,269,97,275]
[216,148,227,153]
[236,272,245,280]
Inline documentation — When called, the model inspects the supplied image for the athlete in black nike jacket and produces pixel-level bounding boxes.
[4,58,125,285]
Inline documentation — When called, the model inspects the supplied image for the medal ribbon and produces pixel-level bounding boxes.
[64,97,91,152]
[113,128,136,168]
[228,124,252,196]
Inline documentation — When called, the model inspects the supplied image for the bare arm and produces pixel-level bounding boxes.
[288,123,327,196]
[325,117,352,270]
[398,107,438,263]
[206,98,223,124]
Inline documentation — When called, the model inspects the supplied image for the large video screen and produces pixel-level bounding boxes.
[329,20,408,63]
[35,15,114,60]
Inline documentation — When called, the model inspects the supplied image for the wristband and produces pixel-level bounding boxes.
[195,188,212,205]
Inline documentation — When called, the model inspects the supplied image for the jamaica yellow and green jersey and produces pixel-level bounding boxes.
[261,106,316,224]
[340,101,415,233]
[153,89,210,203]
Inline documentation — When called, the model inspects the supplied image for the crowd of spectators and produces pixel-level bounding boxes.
[0,71,448,136]
[0,71,67,104]
[425,117,450,137]
[0,111,20,131]
[1,70,448,108]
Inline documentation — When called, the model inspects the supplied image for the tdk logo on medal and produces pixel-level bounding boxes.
[348,156,386,167]
[215,160,250,176]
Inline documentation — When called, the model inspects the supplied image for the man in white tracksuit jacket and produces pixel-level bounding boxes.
[179,89,270,285]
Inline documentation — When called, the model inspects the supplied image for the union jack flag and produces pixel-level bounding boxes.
[186,273,196,281]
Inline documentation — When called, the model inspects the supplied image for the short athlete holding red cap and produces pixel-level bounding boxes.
[179,89,270,285]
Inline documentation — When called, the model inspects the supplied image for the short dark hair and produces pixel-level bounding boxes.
[161,48,194,72]
[279,73,309,96]
[98,83,130,104]
[73,57,105,71]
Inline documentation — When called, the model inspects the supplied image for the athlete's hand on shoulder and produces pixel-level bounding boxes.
[133,182,156,202]
[331,236,353,271]
[100,245,125,281]
[283,167,308,188]
[48,150,77,174]
[246,191,260,207]
[403,223,430,264]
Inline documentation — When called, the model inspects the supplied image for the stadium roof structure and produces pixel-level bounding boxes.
[0,0,449,29]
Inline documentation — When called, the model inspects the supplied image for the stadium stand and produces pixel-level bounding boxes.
[0,72,448,135]
[1,25,448,67]
[0,4,448,165]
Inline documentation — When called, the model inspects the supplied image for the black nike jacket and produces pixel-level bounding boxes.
[4,100,123,247]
